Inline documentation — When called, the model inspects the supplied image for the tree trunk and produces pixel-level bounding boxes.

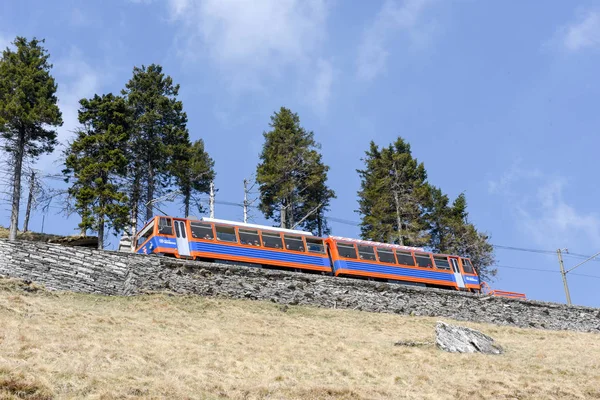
[393,189,404,246]
[146,161,155,222]
[23,169,35,232]
[9,131,25,241]
[184,186,190,218]
[288,194,294,229]
[97,214,104,250]
[129,173,140,252]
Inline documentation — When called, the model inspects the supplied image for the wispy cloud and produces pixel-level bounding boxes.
[307,58,334,114]
[556,9,600,52]
[37,48,102,172]
[159,0,335,110]
[489,164,600,250]
[168,0,328,81]
[357,0,437,81]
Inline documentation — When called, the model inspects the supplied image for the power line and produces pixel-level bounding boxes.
[570,272,600,279]
[493,264,558,273]
[492,244,555,255]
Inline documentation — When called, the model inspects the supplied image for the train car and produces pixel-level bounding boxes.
[325,236,481,292]
[135,216,332,273]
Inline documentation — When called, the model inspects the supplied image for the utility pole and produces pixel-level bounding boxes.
[209,181,215,218]
[280,204,286,228]
[243,179,248,223]
[557,249,572,305]
[557,249,600,306]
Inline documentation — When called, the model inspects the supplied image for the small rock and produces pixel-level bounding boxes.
[435,321,503,355]
[394,340,432,347]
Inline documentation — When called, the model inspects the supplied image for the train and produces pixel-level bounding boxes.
[134,215,525,297]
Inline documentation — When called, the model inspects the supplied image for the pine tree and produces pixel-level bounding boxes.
[297,154,335,236]
[122,64,189,239]
[0,37,63,240]
[173,138,215,217]
[256,107,335,233]
[356,138,429,246]
[427,190,497,282]
[63,94,130,249]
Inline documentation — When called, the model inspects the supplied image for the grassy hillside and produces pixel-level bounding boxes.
[1,277,599,400]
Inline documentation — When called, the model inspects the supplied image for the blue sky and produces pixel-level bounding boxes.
[1,0,600,307]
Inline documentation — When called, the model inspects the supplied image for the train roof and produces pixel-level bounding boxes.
[199,217,315,236]
[328,236,425,252]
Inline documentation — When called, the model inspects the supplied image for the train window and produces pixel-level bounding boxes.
[433,256,451,270]
[337,243,357,259]
[215,225,237,243]
[357,245,376,261]
[306,238,325,254]
[190,222,214,240]
[262,232,283,249]
[239,229,260,246]
[414,253,433,268]
[284,235,305,252]
[396,251,415,266]
[376,248,396,264]
[461,258,475,274]
[136,224,153,247]
[158,217,173,235]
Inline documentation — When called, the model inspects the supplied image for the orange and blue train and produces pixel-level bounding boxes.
[135,215,482,292]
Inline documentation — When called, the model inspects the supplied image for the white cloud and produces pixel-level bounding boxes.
[357,0,436,81]
[489,165,600,250]
[164,0,333,107]
[561,10,600,52]
[168,0,327,69]
[307,58,334,114]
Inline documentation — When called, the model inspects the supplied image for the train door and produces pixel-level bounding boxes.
[449,257,465,289]
[173,219,191,257]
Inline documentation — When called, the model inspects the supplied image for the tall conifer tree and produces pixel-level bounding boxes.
[256,107,335,233]
[63,94,130,249]
[356,138,429,246]
[426,190,497,281]
[173,138,215,217]
[122,64,189,239]
[0,37,62,240]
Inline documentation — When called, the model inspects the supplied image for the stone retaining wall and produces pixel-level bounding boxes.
[1,238,599,333]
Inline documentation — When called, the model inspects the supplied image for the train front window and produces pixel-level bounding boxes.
[215,225,237,242]
[136,224,153,247]
[414,253,433,268]
[190,222,214,240]
[461,258,475,274]
[306,238,325,254]
[357,245,376,261]
[284,235,305,252]
[337,243,357,259]
[262,232,283,249]
[433,256,451,270]
[239,229,260,246]
[158,217,173,235]
[376,248,396,264]
[396,251,415,266]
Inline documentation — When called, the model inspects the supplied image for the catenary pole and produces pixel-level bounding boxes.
[557,249,572,305]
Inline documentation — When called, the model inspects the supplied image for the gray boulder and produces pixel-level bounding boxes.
[435,321,503,354]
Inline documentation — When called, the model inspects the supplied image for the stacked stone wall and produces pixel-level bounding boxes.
[1,238,598,332]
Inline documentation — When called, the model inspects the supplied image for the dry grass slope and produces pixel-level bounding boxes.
[1,277,599,400]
